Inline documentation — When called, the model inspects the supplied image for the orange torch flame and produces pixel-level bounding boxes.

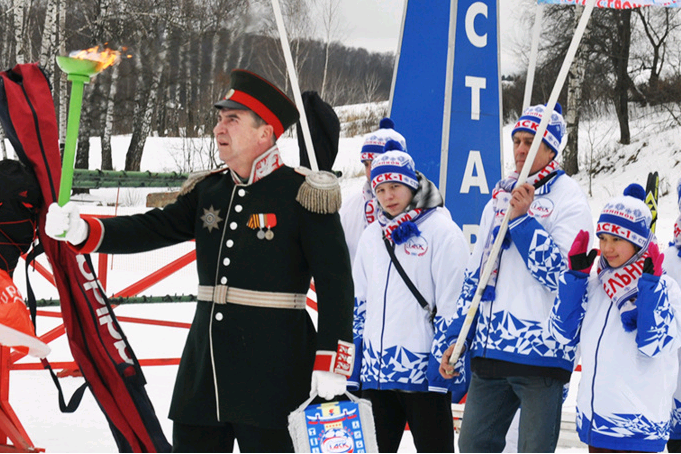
[69,45,121,71]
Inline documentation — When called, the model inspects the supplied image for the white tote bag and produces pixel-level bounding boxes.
[288,391,378,453]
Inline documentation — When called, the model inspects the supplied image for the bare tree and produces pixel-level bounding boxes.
[126,21,170,170]
[317,0,345,99]
[38,0,59,68]
[564,6,591,176]
[635,7,680,103]
[361,71,381,103]
[101,63,119,170]
[611,9,633,144]
[254,0,315,92]
[58,0,67,145]
[12,0,27,64]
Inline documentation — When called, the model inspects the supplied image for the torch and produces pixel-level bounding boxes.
[55,47,121,207]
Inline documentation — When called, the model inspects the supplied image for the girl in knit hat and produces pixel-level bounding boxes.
[550,183,681,453]
[663,177,681,453]
[348,145,469,452]
[339,118,407,264]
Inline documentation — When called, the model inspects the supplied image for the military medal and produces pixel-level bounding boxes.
[248,213,277,240]
[200,205,223,233]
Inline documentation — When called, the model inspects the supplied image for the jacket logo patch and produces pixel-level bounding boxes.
[528,198,554,218]
[201,205,223,232]
[404,235,428,256]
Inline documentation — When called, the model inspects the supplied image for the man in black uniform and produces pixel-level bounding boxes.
[45,69,354,453]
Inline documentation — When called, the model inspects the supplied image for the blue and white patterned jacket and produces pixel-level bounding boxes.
[443,173,592,373]
[348,207,469,393]
[549,267,681,452]
[663,245,681,441]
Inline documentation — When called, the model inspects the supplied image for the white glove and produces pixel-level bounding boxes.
[45,202,89,245]
[310,371,347,400]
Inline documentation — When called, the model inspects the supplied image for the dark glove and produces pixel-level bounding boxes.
[568,230,598,274]
[642,242,664,276]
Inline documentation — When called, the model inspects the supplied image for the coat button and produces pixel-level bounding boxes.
[238,189,246,197]
[230,222,237,230]
[223,258,231,266]
[215,312,224,321]
[226,239,234,248]
[220,276,227,284]
[235,205,243,212]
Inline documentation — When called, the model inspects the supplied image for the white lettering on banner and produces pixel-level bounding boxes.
[465,2,488,48]
[465,76,486,121]
[460,150,490,195]
[1,285,21,305]
[463,224,479,252]
[76,255,134,365]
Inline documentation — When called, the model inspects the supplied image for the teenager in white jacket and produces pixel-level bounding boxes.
[348,147,469,452]
[339,118,407,263]
[550,184,681,453]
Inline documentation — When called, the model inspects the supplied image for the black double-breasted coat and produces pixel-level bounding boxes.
[79,150,354,429]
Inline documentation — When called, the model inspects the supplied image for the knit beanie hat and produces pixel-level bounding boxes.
[370,146,419,192]
[511,103,567,155]
[360,118,407,162]
[596,183,652,249]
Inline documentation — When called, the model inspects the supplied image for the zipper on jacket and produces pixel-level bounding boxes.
[378,261,392,390]
[587,302,613,445]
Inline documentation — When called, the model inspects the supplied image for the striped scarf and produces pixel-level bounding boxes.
[597,242,651,332]
[377,171,443,244]
[479,160,563,301]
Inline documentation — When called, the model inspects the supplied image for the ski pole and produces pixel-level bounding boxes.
[270,0,319,172]
[449,0,598,366]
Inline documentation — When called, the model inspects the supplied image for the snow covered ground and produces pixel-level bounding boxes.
[5,102,681,452]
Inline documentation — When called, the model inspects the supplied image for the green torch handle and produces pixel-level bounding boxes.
[58,74,90,207]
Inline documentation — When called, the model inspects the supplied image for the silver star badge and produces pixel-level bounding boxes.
[201,205,223,233]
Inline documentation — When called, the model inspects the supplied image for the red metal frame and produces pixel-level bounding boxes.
[3,228,320,451]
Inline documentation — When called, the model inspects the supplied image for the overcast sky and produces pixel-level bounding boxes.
[336,0,532,75]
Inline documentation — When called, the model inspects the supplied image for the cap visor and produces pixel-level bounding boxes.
[214,99,249,110]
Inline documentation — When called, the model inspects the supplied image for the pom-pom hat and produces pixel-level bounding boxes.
[360,118,407,162]
[214,69,300,139]
[596,183,652,249]
[370,146,419,192]
[511,103,567,155]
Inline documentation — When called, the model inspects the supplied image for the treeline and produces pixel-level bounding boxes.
[2,1,681,176]
[500,4,681,175]
[0,0,393,171]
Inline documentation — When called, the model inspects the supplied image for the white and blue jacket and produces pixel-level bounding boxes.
[663,245,681,441]
[339,183,372,264]
[348,207,469,393]
[443,174,593,373]
[550,268,681,452]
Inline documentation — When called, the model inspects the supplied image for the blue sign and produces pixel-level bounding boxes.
[390,0,502,247]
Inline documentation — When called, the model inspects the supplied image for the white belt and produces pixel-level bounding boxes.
[197,285,307,310]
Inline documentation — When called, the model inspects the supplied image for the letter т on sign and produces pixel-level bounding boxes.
[389,0,503,249]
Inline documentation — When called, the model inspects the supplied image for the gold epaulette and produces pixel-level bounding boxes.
[295,167,342,214]
[179,167,226,196]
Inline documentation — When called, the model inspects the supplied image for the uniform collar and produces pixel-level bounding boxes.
[230,145,284,185]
